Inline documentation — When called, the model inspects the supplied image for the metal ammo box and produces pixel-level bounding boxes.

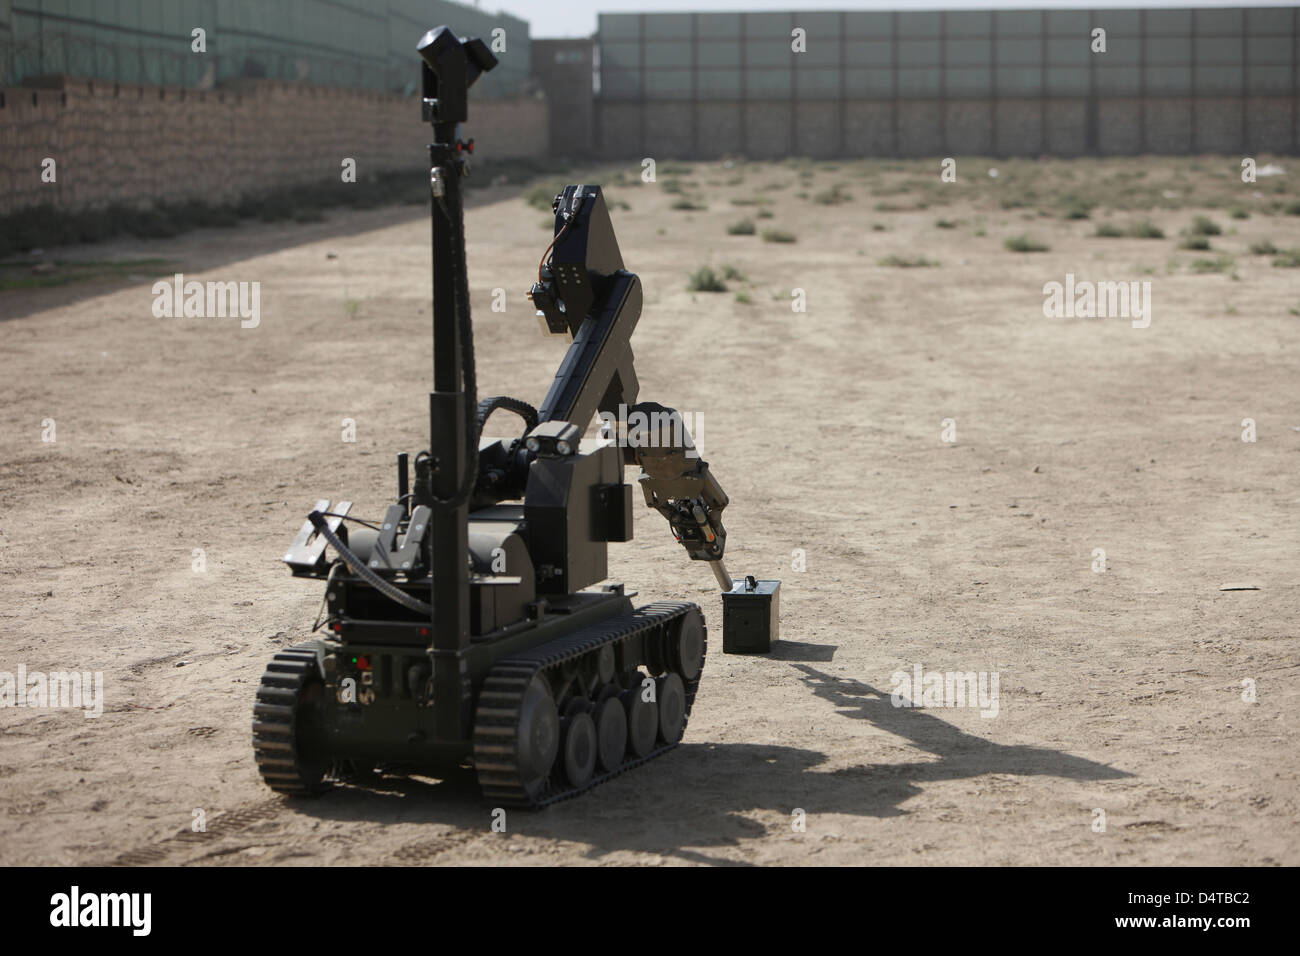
[721,576,780,654]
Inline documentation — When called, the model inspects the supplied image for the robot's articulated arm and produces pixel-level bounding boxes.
[616,401,733,591]
[525,186,735,592]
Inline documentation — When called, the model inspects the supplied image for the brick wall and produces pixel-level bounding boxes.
[0,75,549,215]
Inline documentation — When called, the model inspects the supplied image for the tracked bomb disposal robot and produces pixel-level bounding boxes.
[251,27,777,808]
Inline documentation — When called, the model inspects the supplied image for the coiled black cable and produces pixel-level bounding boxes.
[477,395,538,437]
[307,511,433,616]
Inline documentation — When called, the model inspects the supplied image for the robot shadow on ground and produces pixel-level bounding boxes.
[282,662,1129,863]
[786,663,1132,787]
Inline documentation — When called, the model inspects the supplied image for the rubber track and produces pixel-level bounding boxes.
[472,601,705,808]
[251,644,329,796]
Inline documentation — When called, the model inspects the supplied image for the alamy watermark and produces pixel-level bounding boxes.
[50,886,150,936]
[152,273,261,329]
[0,665,103,718]
[596,403,704,458]
[890,663,1000,718]
[1043,273,1152,329]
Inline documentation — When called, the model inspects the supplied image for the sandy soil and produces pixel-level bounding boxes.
[1,157,1297,866]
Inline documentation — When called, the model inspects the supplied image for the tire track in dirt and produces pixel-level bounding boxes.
[109,797,287,866]
[389,827,483,865]
[111,787,490,867]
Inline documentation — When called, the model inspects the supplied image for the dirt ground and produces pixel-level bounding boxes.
[2,156,1298,866]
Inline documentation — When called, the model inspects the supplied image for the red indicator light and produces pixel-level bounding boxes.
[356,655,371,671]
[420,627,429,637]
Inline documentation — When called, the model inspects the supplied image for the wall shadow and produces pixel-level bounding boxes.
[0,177,556,323]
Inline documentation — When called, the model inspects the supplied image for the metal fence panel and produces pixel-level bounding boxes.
[846,39,893,68]
[598,5,1300,102]
[843,11,893,36]
[997,37,1041,67]
[948,11,993,35]
[696,13,741,40]
[593,5,1299,156]
[644,13,689,42]
[843,67,893,97]
[741,12,789,38]
[996,11,1043,38]
[947,37,992,68]
[947,66,992,97]
[1196,8,1245,35]
[898,12,942,38]
[797,12,841,36]
[643,40,691,70]
[597,13,639,42]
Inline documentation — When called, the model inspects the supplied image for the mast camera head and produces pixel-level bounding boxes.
[417,26,498,126]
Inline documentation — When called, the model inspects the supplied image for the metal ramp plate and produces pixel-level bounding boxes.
[282,499,352,571]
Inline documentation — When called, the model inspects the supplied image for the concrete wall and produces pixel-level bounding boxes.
[595,96,1297,159]
[0,75,548,215]
[532,38,594,159]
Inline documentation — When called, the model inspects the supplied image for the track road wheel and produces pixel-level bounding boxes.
[657,672,686,745]
[517,676,560,799]
[252,647,330,796]
[562,711,598,788]
[668,608,705,682]
[624,683,659,759]
[594,695,627,771]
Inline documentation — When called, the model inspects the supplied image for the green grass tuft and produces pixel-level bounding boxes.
[686,266,727,292]
[812,183,853,205]
[1128,220,1165,239]
[1189,215,1222,236]
[1188,256,1234,274]
[878,254,940,268]
[1004,234,1049,253]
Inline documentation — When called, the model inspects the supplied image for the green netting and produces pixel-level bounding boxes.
[2,0,530,95]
